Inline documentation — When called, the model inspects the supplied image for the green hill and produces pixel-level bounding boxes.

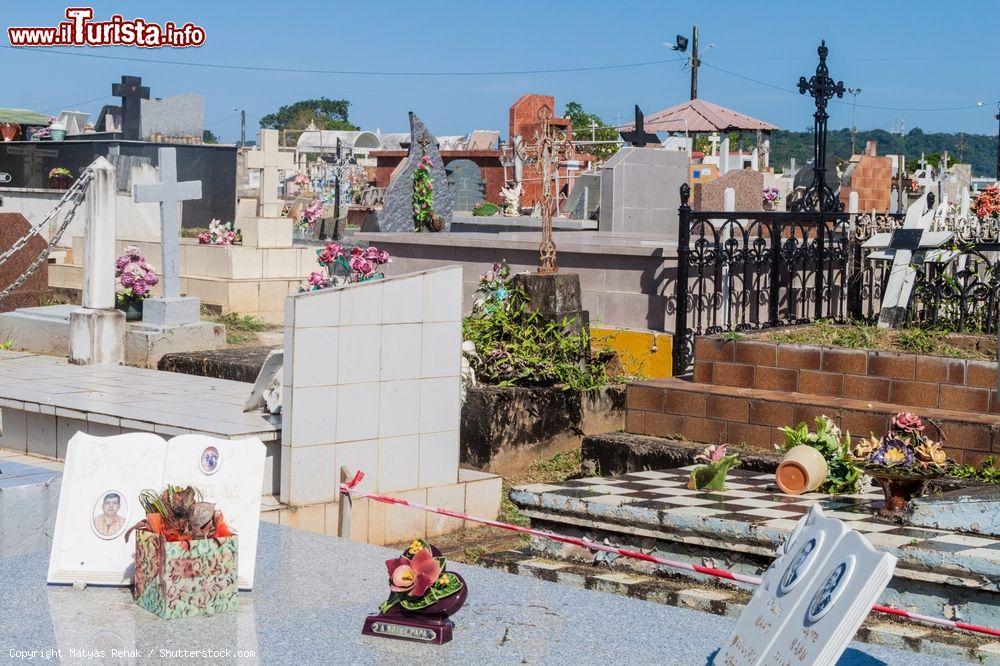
[769,127,997,177]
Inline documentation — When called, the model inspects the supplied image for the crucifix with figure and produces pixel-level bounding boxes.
[247,129,295,217]
[619,105,661,148]
[863,192,956,328]
[112,75,149,141]
[133,147,203,326]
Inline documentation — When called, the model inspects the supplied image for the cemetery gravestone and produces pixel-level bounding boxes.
[717,506,896,665]
[446,159,486,211]
[696,169,764,212]
[598,147,688,237]
[111,75,150,142]
[247,129,295,218]
[47,432,266,589]
[133,147,203,327]
[565,172,600,220]
[378,112,454,232]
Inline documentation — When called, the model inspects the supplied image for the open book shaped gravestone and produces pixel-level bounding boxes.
[716,505,896,665]
[47,432,265,590]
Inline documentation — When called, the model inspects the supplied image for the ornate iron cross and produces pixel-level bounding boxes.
[791,41,845,213]
[524,106,573,274]
[111,75,150,141]
[619,105,661,148]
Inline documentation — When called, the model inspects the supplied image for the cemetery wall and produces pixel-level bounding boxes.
[0,213,51,311]
[841,154,893,212]
[0,140,236,226]
[373,149,504,206]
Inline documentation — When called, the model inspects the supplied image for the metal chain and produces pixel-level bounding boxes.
[0,169,94,267]
[0,169,94,305]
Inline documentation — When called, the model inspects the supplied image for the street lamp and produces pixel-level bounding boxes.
[847,88,862,156]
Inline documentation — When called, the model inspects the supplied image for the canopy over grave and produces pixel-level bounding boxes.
[623,98,779,134]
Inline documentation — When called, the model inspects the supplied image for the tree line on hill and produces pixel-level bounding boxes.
[770,127,998,177]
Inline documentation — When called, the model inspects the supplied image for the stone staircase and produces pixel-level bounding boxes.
[626,335,1000,465]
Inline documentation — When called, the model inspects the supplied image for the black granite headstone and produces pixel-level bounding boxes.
[111,75,150,141]
[446,159,486,211]
[377,112,453,232]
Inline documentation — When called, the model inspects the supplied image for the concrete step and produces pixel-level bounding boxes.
[479,550,999,664]
[626,377,1000,465]
[509,465,1000,630]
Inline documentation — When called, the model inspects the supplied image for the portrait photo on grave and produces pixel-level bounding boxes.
[90,490,128,540]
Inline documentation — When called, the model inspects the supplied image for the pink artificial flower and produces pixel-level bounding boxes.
[695,443,729,464]
[307,271,327,287]
[145,271,158,286]
[350,246,363,257]
[363,246,381,261]
[376,249,391,264]
[115,256,129,271]
[120,271,135,287]
[385,547,441,597]
[123,245,142,261]
[349,255,375,276]
[891,412,924,435]
[132,282,147,296]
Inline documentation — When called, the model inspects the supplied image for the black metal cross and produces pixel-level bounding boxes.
[111,75,150,141]
[791,41,845,213]
[619,105,661,148]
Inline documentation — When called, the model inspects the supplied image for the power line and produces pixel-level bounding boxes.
[38,94,112,113]
[708,54,1000,62]
[0,45,687,77]
[700,61,993,113]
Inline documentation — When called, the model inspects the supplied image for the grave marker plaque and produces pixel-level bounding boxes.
[716,506,896,665]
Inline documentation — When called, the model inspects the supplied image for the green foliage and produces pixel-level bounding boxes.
[202,129,219,144]
[462,286,610,392]
[771,127,996,177]
[0,339,12,351]
[206,311,273,346]
[779,417,861,494]
[472,201,499,217]
[766,321,986,360]
[258,98,358,144]
[564,101,620,160]
[412,157,440,231]
[952,456,1000,483]
[688,455,741,491]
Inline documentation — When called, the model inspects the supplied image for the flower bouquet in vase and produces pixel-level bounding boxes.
[850,412,953,518]
[125,485,238,619]
[362,539,467,644]
[301,243,390,292]
[114,246,158,321]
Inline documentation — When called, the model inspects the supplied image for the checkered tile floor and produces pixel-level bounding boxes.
[518,467,1000,560]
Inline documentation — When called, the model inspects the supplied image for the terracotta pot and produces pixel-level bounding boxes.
[0,123,20,141]
[776,445,829,495]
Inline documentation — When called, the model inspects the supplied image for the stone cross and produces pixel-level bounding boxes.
[708,133,720,157]
[247,129,295,217]
[619,105,661,148]
[863,193,955,328]
[111,75,149,141]
[133,147,202,326]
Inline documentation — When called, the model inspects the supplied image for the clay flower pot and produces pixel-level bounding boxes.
[0,123,19,142]
[776,445,829,495]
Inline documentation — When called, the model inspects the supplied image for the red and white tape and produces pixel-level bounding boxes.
[339,471,1000,638]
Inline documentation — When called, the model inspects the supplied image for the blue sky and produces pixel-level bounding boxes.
[3,1,998,142]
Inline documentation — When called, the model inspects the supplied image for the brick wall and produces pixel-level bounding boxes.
[694,336,1000,415]
[840,155,892,212]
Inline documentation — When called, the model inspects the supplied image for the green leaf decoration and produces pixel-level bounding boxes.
[379,592,404,614]
[688,455,741,491]
[399,576,464,611]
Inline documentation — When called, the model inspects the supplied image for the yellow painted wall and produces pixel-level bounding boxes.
[591,326,673,379]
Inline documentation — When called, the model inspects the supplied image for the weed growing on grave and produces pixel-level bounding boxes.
[207,312,274,346]
[952,456,1000,483]
[462,274,611,391]
[0,339,12,350]
[764,321,987,360]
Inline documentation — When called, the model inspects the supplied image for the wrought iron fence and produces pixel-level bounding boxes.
[672,185,1000,374]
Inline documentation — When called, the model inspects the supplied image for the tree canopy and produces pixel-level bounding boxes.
[564,101,620,160]
[202,129,219,144]
[259,98,359,143]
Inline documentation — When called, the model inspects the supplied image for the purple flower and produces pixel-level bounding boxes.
[115,256,129,271]
[120,271,135,287]
[870,438,914,467]
[132,282,147,296]
[145,271,158,286]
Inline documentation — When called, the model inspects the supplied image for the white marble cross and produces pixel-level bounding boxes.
[864,193,955,328]
[247,129,295,217]
[133,147,201,299]
[133,147,202,326]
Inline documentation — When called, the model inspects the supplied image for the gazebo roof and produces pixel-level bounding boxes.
[626,98,778,134]
[0,108,52,125]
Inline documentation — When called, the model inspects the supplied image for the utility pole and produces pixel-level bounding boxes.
[995,106,1000,180]
[690,26,700,100]
[234,107,246,147]
[333,137,343,240]
[848,88,862,155]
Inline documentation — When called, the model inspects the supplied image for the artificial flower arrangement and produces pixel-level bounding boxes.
[48,167,71,179]
[687,443,741,491]
[850,412,951,476]
[974,184,1000,219]
[762,186,781,208]
[778,416,861,494]
[301,243,391,291]
[292,173,311,189]
[197,218,241,246]
[362,538,467,644]
[125,485,238,619]
[473,260,511,311]
[47,167,73,189]
[296,199,324,232]
[412,154,444,231]
[114,245,158,315]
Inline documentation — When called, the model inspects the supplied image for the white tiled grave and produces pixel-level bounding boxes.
[280,266,502,545]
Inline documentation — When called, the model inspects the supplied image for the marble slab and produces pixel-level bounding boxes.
[0,524,947,664]
[47,432,265,589]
